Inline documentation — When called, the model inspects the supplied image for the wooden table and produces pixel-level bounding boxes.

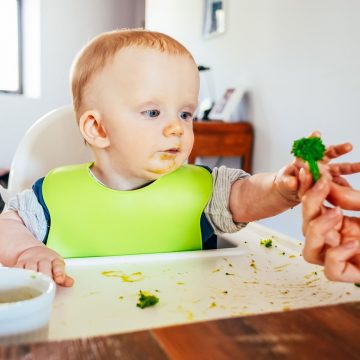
[189,121,254,173]
[1,302,359,359]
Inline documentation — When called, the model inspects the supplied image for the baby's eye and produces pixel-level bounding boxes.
[142,109,160,118]
[179,111,193,120]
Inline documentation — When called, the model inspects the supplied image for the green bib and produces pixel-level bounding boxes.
[43,163,212,258]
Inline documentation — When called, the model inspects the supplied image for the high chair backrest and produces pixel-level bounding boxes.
[5,105,93,201]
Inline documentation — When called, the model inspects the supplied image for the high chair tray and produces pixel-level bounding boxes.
[49,222,360,341]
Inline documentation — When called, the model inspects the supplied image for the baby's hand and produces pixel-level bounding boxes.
[273,161,311,206]
[15,246,74,287]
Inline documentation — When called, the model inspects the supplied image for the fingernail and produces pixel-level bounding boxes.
[299,168,305,181]
[344,240,359,249]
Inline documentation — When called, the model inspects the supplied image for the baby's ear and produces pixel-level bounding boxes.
[78,110,110,148]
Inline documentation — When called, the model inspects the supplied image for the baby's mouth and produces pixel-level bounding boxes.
[164,147,180,154]
[159,147,180,160]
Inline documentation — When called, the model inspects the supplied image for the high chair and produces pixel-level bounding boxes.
[0,106,93,203]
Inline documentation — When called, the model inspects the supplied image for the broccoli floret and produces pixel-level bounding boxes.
[136,290,159,309]
[260,239,273,248]
[355,283,360,288]
[291,137,326,181]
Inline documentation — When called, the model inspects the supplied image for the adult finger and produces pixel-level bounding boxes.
[330,162,360,176]
[328,183,360,210]
[324,143,353,162]
[332,176,351,188]
[302,208,341,264]
[324,240,360,283]
[302,176,331,231]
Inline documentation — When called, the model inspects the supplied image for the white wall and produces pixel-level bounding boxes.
[146,0,360,239]
[0,0,145,169]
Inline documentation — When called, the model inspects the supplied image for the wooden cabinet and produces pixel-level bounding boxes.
[188,121,254,173]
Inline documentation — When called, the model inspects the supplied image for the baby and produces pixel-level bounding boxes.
[0,29,350,287]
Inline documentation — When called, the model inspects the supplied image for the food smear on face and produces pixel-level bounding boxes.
[0,287,42,303]
[160,153,177,161]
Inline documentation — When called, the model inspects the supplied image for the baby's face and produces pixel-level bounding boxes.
[89,47,199,182]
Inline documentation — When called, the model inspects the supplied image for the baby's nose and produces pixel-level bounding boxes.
[163,118,184,137]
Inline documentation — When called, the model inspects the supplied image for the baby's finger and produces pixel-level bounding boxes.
[38,259,53,279]
[51,258,66,284]
[308,131,321,138]
[298,168,313,199]
[24,261,39,272]
[324,240,360,283]
[63,275,75,287]
[14,261,26,269]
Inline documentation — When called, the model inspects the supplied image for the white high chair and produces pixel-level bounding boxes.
[0,105,93,203]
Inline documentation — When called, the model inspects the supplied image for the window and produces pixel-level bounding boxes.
[0,0,22,93]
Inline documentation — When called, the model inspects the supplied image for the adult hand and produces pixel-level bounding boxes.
[302,175,360,283]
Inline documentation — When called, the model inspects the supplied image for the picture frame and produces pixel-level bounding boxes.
[208,87,246,121]
[203,0,226,39]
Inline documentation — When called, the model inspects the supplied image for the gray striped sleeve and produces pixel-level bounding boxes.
[6,190,47,242]
[205,166,250,235]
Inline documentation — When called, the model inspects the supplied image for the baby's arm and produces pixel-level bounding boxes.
[0,210,74,287]
[229,163,305,222]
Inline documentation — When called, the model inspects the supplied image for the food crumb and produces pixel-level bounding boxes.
[136,290,159,309]
[260,239,273,248]
[209,302,217,309]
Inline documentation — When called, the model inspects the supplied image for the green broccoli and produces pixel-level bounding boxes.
[136,290,159,309]
[260,239,273,248]
[291,137,326,182]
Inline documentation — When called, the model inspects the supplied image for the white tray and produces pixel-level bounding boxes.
[49,223,360,341]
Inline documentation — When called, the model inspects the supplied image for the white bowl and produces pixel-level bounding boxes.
[0,267,56,342]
